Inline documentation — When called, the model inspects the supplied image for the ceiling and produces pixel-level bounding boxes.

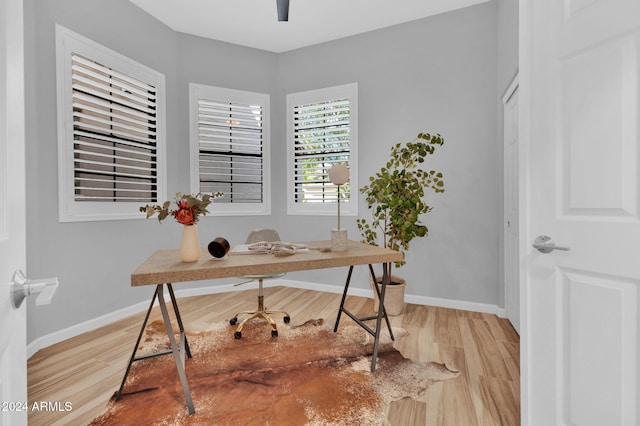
[129,0,491,53]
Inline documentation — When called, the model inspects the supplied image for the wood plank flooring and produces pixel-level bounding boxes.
[27,286,520,425]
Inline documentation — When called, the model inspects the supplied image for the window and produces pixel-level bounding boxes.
[56,25,166,222]
[286,83,358,216]
[189,84,270,215]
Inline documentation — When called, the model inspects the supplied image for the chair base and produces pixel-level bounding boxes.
[230,292,290,338]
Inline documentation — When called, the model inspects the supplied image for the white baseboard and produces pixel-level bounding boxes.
[26,283,237,359]
[279,279,506,317]
[27,280,505,358]
[28,298,150,359]
[278,279,372,297]
[405,293,507,318]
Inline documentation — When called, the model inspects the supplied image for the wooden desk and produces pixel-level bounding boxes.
[117,240,403,414]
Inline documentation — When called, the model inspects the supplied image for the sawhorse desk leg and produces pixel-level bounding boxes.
[333,263,394,372]
[116,283,195,414]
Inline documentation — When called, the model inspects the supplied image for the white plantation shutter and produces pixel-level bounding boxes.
[286,83,358,216]
[293,98,351,203]
[189,84,270,215]
[197,99,263,202]
[56,25,166,222]
[71,53,159,203]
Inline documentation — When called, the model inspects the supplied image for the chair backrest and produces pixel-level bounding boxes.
[245,229,281,244]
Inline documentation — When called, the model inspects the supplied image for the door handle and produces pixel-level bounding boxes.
[10,270,59,308]
[532,235,571,253]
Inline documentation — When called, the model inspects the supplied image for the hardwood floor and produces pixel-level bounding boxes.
[27,286,520,425]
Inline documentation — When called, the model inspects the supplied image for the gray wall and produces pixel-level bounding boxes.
[24,0,504,344]
[498,0,519,90]
[23,0,280,343]
[275,2,500,302]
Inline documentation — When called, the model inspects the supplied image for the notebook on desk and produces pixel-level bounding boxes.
[230,242,309,255]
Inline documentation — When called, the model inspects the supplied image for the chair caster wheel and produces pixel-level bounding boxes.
[234,331,242,339]
[271,330,278,337]
[230,317,238,325]
[284,316,290,324]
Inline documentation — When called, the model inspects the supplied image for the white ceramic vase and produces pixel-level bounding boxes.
[180,224,201,262]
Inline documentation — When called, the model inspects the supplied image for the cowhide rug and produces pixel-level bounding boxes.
[91,318,459,425]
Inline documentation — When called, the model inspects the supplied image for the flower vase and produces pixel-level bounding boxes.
[180,224,201,262]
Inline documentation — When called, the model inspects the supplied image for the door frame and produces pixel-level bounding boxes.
[502,74,519,334]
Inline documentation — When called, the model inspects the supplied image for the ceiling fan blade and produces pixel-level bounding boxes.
[277,0,289,21]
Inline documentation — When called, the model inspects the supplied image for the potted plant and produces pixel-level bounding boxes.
[357,132,445,315]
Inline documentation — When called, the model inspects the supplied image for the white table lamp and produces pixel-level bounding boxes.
[329,164,349,251]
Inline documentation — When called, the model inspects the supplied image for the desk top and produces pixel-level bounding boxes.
[131,240,403,286]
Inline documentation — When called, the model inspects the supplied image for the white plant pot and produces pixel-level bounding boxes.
[370,275,406,316]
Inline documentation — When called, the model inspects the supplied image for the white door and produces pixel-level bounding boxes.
[503,77,519,334]
[521,0,640,425]
[0,0,28,425]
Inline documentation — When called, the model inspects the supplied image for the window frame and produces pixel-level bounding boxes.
[189,83,271,216]
[55,24,167,222]
[286,83,358,216]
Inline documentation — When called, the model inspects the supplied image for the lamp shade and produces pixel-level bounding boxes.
[329,164,349,185]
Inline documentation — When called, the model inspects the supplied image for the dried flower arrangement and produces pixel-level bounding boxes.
[139,192,223,225]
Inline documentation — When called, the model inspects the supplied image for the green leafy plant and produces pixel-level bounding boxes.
[357,132,445,273]
[139,192,223,225]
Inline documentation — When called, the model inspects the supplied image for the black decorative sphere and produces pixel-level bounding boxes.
[208,237,230,258]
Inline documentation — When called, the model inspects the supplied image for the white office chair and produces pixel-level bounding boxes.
[230,229,291,338]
